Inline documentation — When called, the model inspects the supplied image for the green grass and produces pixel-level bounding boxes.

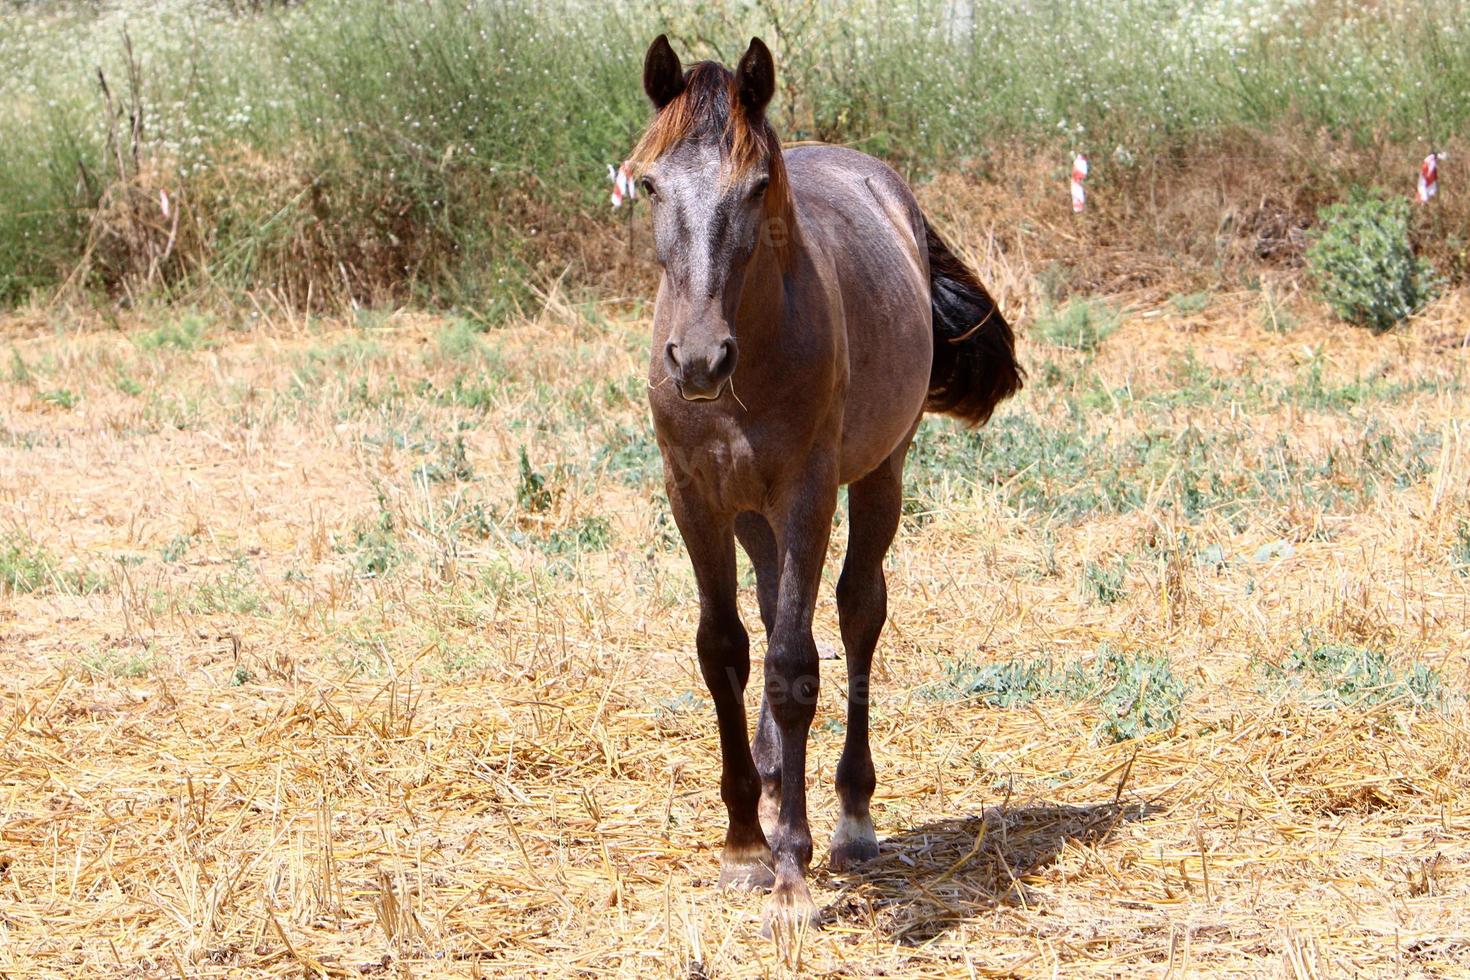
[928,656,1057,708]
[4,0,1470,307]
[38,389,78,409]
[81,648,153,679]
[347,509,402,579]
[516,447,555,513]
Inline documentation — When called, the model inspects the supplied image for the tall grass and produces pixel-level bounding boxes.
[2,0,1468,308]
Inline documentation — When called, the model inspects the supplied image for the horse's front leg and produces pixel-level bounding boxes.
[666,482,773,889]
[761,458,839,934]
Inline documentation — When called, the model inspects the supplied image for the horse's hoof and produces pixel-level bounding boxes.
[760,881,819,939]
[719,845,775,891]
[828,814,878,871]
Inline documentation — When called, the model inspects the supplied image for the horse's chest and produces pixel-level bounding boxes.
[651,401,825,513]
[654,424,762,508]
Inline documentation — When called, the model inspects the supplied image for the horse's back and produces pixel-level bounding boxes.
[784,144,933,482]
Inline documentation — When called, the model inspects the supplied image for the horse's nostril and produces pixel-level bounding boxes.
[713,338,738,379]
[664,341,681,374]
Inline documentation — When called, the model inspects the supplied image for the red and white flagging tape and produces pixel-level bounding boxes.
[1071,154,1088,213]
[1417,152,1439,203]
[609,162,638,208]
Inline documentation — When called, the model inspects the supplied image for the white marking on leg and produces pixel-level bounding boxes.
[830,813,876,851]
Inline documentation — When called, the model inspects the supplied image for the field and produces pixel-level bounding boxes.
[3,266,1469,975]
[3,0,1470,976]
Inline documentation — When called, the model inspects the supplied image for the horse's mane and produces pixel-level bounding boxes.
[631,61,793,266]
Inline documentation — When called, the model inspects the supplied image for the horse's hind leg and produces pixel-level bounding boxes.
[831,435,911,871]
[735,511,782,838]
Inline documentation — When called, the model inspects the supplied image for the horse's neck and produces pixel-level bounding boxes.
[735,206,805,347]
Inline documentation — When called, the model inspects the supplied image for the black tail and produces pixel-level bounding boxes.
[923,217,1024,426]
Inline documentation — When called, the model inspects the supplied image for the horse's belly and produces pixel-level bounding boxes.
[837,313,932,485]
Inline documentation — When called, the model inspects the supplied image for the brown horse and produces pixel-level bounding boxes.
[635,34,1022,931]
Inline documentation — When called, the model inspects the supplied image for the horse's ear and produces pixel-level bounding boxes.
[643,34,685,110]
[735,37,775,121]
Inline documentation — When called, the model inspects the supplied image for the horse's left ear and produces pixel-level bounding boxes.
[735,37,775,121]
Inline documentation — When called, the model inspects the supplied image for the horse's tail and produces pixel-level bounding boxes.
[922,216,1024,426]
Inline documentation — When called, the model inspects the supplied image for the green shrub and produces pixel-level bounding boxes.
[1306,192,1438,333]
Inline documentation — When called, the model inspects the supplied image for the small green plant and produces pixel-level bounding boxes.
[1306,191,1439,333]
[161,534,192,563]
[0,534,105,595]
[137,313,213,351]
[38,389,78,409]
[413,435,475,485]
[654,691,708,718]
[1258,285,1297,334]
[82,649,153,679]
[516,447,553,513]
[186,565,263,615]
[1033,298,1119,352]
[0,535,54,593]
[115,374,144,396]
[1451,521,1470,576]
[1078,559,1127,605]
[436,318,486,361]
[930,646,1186,742]
[1169,291,1210,314]
[351,510,401,578]
[544,516,612,555]
[9,348,32,384]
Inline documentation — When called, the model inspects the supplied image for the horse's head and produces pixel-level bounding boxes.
[634,35,788,402]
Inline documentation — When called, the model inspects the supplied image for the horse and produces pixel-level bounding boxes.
[634,34,1023,931]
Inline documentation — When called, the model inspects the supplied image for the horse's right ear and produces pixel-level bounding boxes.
[643,35,685,110]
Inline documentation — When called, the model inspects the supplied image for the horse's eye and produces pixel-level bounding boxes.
[750,176,770,199]
[639,177,656,198]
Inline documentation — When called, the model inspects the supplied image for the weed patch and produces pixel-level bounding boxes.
[1032,299,1119,352]
[1269,640,1446,710]
[0,534,106,595]
[1065,649,1189,743]
[925,647,1187,743]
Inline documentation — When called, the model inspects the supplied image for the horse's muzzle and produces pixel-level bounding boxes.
[665,337,737,401]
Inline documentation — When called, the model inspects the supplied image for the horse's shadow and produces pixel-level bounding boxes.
[820,800,1155,944]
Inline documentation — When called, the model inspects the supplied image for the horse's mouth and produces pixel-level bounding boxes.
[675,381,727,402]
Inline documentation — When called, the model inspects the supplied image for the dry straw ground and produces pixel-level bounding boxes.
[2,256,1469,974]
